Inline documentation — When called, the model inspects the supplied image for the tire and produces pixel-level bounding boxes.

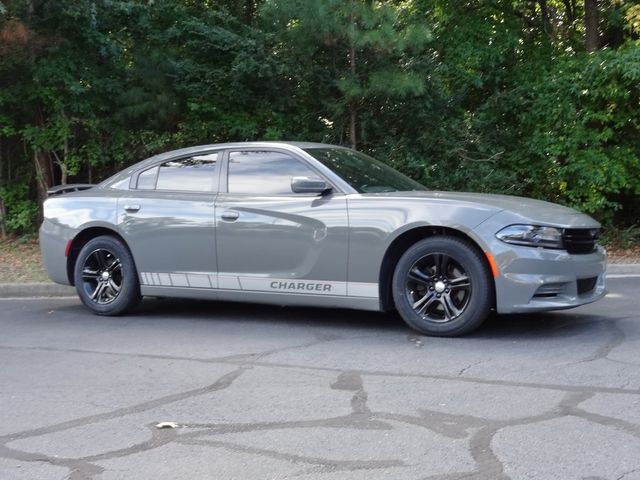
[74,235,141,315]
[392,236,493,337]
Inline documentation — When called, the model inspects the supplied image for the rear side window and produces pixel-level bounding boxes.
[227,151,318,195]
[136,167,158,190]
[136,153,219,192]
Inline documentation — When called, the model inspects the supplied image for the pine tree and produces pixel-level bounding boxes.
[261,0,431,149]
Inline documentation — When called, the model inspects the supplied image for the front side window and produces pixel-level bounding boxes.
[136,153,218,192]
[227,151,319,195]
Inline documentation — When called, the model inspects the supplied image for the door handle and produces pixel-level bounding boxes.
[221,210,240,221]
[124,204,141,213]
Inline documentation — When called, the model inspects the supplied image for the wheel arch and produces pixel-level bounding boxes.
[378,226,496,312]
[67,226,129,285]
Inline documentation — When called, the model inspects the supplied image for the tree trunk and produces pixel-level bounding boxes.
[349,104,357,150]
[33,150,53,223]
[59,161,68,185]
[348,0,357,150]
[585,0,599,51]
[244,0,255,25]
[0,198,6,240]
[0,140,4,239]
[539,0,551,36]
[60,136,69,185]
[562,0,577,22]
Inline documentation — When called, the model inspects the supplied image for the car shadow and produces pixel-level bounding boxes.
[474,310,611,340]
[134,297,405,333]
[127,297,610,341]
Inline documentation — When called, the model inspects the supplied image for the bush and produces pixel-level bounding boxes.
[480,44,640,218]
[0,183,38,234]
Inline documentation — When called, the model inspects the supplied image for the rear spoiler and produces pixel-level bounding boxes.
[47,184,95,196]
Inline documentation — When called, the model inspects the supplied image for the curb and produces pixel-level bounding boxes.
[1,264,639,299]
[607,263,640,275]
[0,283,76,298]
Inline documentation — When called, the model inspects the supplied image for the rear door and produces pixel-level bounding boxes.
[118,151,219,289]
[214,148,349,296]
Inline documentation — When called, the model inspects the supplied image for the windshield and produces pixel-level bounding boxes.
[303,147,426,193]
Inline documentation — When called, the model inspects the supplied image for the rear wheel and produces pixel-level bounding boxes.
[392,236,493,337]
[74,235,141,315]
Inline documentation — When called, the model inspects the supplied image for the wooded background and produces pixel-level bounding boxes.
[1,0,639,240]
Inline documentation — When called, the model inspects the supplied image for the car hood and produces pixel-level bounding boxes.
[368,191,600,228]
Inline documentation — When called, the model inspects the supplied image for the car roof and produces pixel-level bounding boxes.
[147,141,342,162]
[99,141,348,188]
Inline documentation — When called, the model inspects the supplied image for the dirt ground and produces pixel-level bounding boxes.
[604,244,640,264]
[0,237,49,283]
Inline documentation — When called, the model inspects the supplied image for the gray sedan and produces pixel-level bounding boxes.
[39,142,606,336]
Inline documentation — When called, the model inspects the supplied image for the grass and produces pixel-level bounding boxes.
[0,236,49,283]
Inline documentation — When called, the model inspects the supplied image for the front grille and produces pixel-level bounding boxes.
[563,228,599,254]
[577,277,598,295]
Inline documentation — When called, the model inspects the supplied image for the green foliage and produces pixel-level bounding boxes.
[478,45,640,214]
[259,0,432,146]
[600,223,640,248]
[0,183,38,234]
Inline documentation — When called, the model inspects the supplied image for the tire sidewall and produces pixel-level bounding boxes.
[74,236,140,315]
[392,237,493,336]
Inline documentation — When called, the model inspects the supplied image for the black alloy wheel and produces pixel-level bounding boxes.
[74,235,141,315]
[80,248,123,305]
[392,236,493,337]
[405,253,471,323]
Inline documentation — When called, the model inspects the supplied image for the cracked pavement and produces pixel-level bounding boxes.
[1,276,639,479]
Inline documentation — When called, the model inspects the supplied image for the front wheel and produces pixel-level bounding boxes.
[74,235,141,315]
[392,236,493,337]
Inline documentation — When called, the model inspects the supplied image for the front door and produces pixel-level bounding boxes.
[215,149,349,296]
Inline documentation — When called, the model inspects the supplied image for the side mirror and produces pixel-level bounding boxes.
[291,176,331,194]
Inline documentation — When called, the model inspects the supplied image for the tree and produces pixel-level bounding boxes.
[261,0,430,149]
[585,0,600,51]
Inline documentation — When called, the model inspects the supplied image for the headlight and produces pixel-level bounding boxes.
[496,225,563,249]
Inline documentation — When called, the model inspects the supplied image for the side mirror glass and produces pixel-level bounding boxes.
[291,176,331,194]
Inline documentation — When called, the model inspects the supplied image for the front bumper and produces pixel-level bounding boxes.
[492,243,606,314]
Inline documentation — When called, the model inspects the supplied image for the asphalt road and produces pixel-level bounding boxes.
[1,276,640,480]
